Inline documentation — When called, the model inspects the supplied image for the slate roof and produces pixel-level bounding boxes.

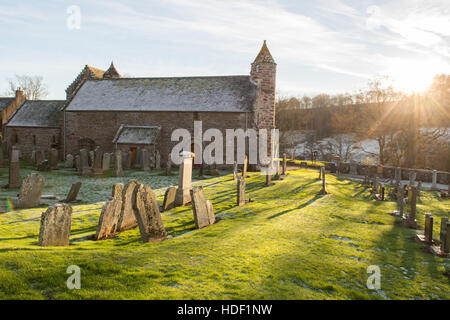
[113,125,161,145]
[65,76,257,112]
[0,97,14,111]
[6,100,65,127]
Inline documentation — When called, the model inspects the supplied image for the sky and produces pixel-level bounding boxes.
[0,0,449,99]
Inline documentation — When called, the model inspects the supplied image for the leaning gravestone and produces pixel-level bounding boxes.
[162,186,177,212]
[17,173,45,208]
[8,147,20,188]
[175,151,194,206]
[38,203,72,247]
[114,150,124,177]
[49,148,58,169]
[65,154,74,168]
[237,177,246,206]
[191,186,215,229]
[94,183,124,240]
[64,182,82,203]
[116,180,139,232]
[132,184,167,243]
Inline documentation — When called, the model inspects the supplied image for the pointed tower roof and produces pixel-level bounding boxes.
[253,40,275,64]
[103,61,121,79]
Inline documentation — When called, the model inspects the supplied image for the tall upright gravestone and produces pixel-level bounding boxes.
[132,184,167,243]
[8,147,20,188]
[114,150,124,177]
[141,149,150,172]
[102,153,111,171]
[17,173,45,208]
[38,203,72,247]
[282,153,287,175]
[237,177,246,206]
[93,146,103,175]
[233,161,238,180]
[49,148,58,169]
[155,150,161,170]
[175,151,194,206]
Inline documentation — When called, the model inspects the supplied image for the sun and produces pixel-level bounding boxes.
[387,58,441,93]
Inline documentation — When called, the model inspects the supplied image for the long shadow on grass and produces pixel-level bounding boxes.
[267,195,322,220]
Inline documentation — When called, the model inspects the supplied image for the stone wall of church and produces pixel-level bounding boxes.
[4,126,61,159]
[64,111,253,166]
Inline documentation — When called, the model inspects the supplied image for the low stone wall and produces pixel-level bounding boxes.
[337,162,449,184]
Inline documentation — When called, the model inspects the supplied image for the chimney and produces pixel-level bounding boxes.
[15,87,25,100]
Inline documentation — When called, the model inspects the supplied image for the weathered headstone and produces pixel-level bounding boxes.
[102,153,111,171]
[17,173,45,208]
[64,182,82,203]
[89,150,95,167]
[117,179,139,232]
[175,151,193,206]
[65,154,74,168]
[237,177,246,206]
[49,148,58,169]
[141,149,150,172]
[265,172,272,187]
[75,155,81,172]
[93,146,103,174]
[282,153,287,175]
[94,183,124,240]
[403,186,418,228]
[155,150,161,170]
[35,150,44,167]
[424,213,433,244]
[132,184,167,243]
[162,186,177,212]
[114,150,124,177]
[79,149,93,176]
[206,200,215,225]
[38,203,72,247]
[8,147,20,188]
[191,186,215,229]
[440,218,449,254]
[318,166,327,195]
[37,159,51,172]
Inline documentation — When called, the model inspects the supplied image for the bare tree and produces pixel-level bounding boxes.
[6,75,48,100]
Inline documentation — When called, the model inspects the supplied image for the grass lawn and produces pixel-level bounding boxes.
[0,163,449,300]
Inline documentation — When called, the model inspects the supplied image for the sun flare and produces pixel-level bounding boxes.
[388,59,442,93]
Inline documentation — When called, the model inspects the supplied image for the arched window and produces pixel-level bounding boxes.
[32,135,36,145]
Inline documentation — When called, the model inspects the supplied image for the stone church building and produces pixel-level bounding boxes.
[5,41,276,166]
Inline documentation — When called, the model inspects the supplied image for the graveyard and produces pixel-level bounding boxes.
[0,160,449,300]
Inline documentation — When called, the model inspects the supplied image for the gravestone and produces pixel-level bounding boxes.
[31,150,36,165]
[242,155,248,179]
[162,186,177,211]
[440,218,449,254]
[35,150,44,167]
[141,149,150,172]
[38,203,72,247]
[431,170,438,190]
[114,150,124,177]
[132,184,167,243]
[75,155,81,172]
[93,146,103,174]
[102,153,111,171]
[49,148,58,169]
[89,150,95,167]
[409,171,416,187]
[80,149,92,176]
[282,153,287,175]
[8,147,20,188]
[233,161,238,180]
[396,184,404,216]
[17,173,45,208]
[117,179,139,232]
[237,177,246,206]
[37,159,51,172]
[265,172,272,187]
[64,182,82,203]
[175,152,193,206]
[206,200,215,225]
[65,154,74,168]
[155,150,161,170]
[403,186,418,228]
[165,158,172,176]
[424,213,433,243]
[191,186,215,229]
[94,183,124,240]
